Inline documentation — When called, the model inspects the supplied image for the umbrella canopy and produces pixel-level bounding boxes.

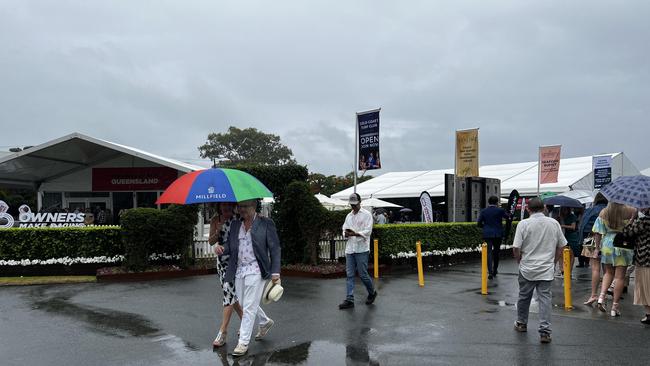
[314,193,349,210]
[361,197,402,208]
[157,168,272,204]
[543,195,583,208]
[539,192,557,201]
[557,190,595,205]
[400,208,413,213]
[600,175,650,209]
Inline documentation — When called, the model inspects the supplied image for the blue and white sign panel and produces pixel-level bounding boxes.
[593,156,612,189]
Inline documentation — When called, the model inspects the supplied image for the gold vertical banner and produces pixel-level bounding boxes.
[455,129,479,177]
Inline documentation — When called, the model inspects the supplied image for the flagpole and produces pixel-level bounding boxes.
[537,146,541,197]
[354,113,358,194]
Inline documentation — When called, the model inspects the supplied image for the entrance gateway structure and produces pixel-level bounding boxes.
[0,133,205,224]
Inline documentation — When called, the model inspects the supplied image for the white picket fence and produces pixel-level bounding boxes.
[319,235,347,261]
[193,239,217,259]
[194,235,347,261]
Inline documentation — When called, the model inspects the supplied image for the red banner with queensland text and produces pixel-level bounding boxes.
[539,145,561,184]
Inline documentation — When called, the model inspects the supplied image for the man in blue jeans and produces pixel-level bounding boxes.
[339,193,377,309]
[512,198,566,344]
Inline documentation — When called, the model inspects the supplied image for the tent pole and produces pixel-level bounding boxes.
[537,146,541,197]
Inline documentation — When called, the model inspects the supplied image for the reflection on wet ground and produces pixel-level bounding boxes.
[28,286,161,338]
[5,259,650,365]
[213,340,380,366]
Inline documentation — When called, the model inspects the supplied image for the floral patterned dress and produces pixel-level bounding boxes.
[216,217,238,307]
[593,217,634,267]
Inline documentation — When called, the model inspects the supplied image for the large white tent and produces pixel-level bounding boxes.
[332,152,640,200]
[642,168,650,177]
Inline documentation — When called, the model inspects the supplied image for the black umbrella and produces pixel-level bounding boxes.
[543,196,583,208]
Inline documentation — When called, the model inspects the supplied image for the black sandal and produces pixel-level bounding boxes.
[641,315,650,325]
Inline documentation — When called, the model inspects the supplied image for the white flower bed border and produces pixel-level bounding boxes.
[0,253,180,266]
[390,245,514,259]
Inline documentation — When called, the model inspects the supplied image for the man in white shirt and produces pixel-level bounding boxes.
[339,193,377,309]
[512,197,566,344]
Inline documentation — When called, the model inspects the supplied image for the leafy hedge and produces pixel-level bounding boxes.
[372,222,518,259]
[273,181,327,264]
[322,210,349,239]
[0,226,122,260]
[120,205,197,269]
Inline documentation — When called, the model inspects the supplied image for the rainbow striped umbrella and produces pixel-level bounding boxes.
[156,168,273,204]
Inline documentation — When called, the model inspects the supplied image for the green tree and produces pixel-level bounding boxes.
[308,172,373,196]
[198,126,296,166]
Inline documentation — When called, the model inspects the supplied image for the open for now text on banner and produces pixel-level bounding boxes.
[357,109,381,171]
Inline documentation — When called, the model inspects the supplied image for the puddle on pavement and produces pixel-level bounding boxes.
[219,340,380,366]
[28,287,162,338]
[485,298,514,307]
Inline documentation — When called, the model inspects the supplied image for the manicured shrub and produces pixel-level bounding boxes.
[273,181,327,265]
[372,222,518,259]
[0,226,122,260]
[322,210,349,239]
[120,205,197,270]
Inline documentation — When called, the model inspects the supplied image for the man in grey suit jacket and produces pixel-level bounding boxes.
[215,199,281,357]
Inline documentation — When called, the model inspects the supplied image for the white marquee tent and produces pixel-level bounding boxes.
[332,153,640,200]
[642,168,650,177]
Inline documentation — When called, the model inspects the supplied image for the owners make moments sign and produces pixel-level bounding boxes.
[357,109,381,171]
[0,201,85,228]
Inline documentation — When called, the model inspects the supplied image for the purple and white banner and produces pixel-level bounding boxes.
[357,109,381,170]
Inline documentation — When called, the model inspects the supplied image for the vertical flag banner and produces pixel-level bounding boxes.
[503,189,519,242]
[593,155,612,189]
[420,191,433,223]
[539,145,561,184]
[455,129,479,177]
[357,109,381,171]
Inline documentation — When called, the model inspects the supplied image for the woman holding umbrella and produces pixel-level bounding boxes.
[594,175,650,316]
[209,203,243,347]
[559,206,580,272]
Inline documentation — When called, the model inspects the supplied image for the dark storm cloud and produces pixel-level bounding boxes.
[0,1,648,175]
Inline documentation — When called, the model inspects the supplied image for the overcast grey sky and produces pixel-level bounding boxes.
[1,1,648,175]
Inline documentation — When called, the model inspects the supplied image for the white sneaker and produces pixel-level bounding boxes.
[255,319,274,340]
[233,343,248,357]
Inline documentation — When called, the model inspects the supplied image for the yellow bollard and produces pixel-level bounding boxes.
[373,239,379,279]
[481,242,488,295]
[563,247,573,310]
[416,240,424,287]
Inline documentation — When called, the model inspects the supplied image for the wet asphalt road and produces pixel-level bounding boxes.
[1,259,650,366]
